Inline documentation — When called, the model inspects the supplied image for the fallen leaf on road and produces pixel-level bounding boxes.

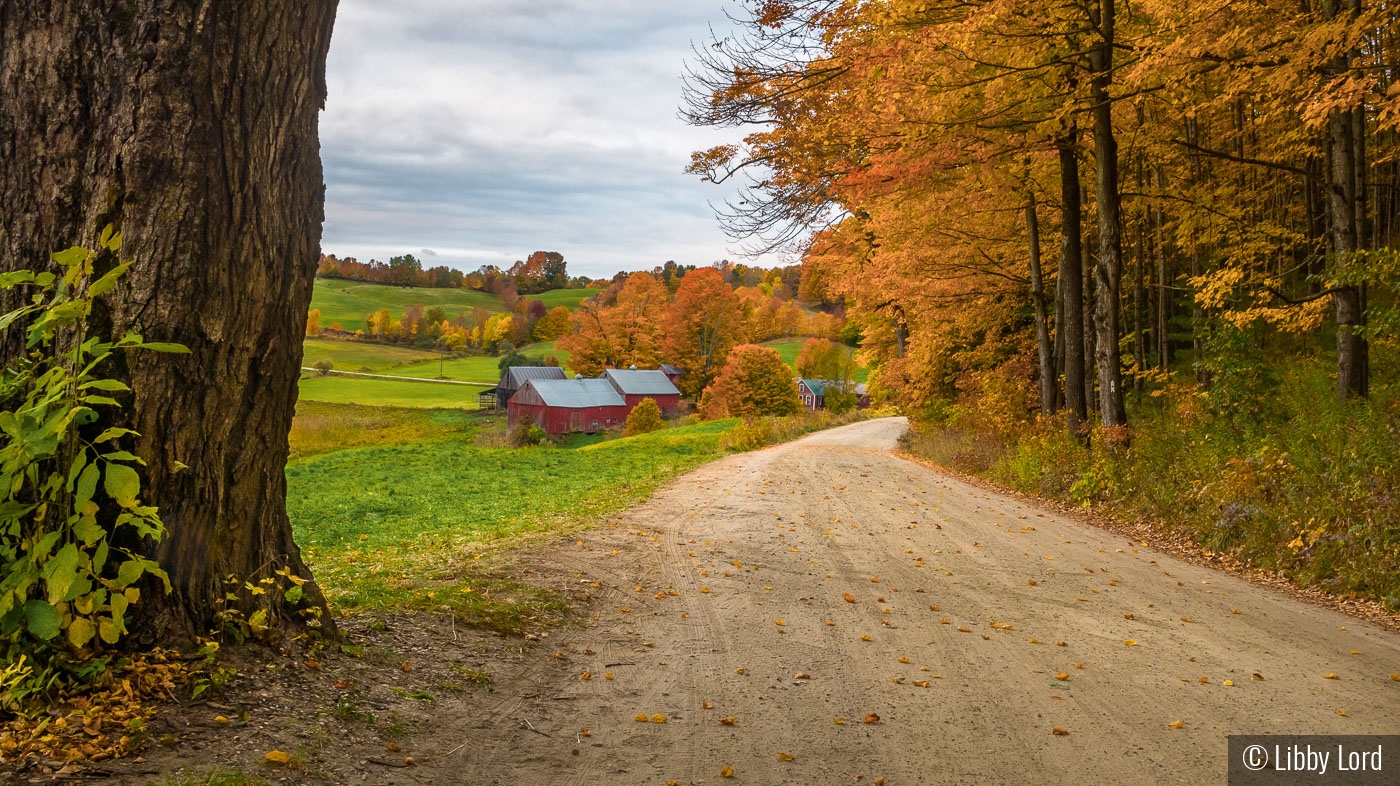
[720,766,734,778]
[778,752,794,761]
[826,620,837,626]
[736,668,746,675]
[1390,674,1399,682]
[775,619,785,626]
[862,713,880,723]
[1180,617,1191,623]
[265,750,291,765]
[914,680,930,688]
[386,743,402,752]
[1337,710,1348,717]
[581,729,591,736]
[891,677,905,684]
[1232,608,1240,614]
[580,672,592,680]
[652,714,668,723]
[1168,720,1184,729]
[844,593,858,603]
[957,627,971,633]
[1124,640,1138,647]
[1052,728,1070,736]
[634,714,649,722]
[860,635,872,641]
[1198,676,1209,683]
[719,717,736,725]
[1124,614,1135,620]
[1223,680,1235,686]
[1324,673,1339,680]
[1056,641,1067,647]
[1253,673,1265,681]
[834,718,845,725]
[1055,673,1069,681]
[898,657,911,664]
[700,588,709,594]
[1029,638,1041,644]
[605,672,614,680]
[795,672,811,679]
[871,577,880,583]
[929,604,940,611]
[1027,580,1038,586]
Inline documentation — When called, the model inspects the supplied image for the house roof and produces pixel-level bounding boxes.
[501,366,567,389]
[520,378,626,408]
[603,368,681,397]
[659,363,684,376]
[800,378,826,396]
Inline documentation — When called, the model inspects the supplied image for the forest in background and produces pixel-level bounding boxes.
[685,0,1400,604]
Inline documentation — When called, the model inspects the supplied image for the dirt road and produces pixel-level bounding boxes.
[444,417,1400,784]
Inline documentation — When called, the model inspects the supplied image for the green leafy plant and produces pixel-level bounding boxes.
[0,230,184,670]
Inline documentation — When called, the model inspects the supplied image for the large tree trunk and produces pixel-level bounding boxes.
[0,1,339,642]
[1026,195,1055,417]
[1089,0,1128,429]
[1057,135,1088,438]
[1322,0,1368,400]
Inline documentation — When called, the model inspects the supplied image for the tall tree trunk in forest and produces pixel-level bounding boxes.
[1083,243,1096,412]
[1322,0,1368,399]
[1026,195,1055,416]
[1152,169,1172,371]
[0,1,340,641]
[1057,137,1088,439]
[1088,0,1128,428]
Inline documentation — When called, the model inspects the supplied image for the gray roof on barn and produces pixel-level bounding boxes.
[659,363,684,375]
[521,378,626,408]
[501,366,567,389]
[603,368,680,396]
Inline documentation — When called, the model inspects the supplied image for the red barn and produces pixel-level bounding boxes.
[507,377,630,437]
[603,368,682,415]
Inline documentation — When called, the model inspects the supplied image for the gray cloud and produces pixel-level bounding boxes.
[319,0,771,278]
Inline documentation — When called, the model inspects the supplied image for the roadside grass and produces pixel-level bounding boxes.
[762,338,869,382]
[902,356,1400,607]
[301,337,440,373]
[311,279,505,331]
[289,401,489,459]
[288,418,739,632]
[297,375,487,409]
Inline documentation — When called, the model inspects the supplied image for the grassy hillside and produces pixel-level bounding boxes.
[311,279,506,332]
[287,418,738,618]
[302,337,441,372]
[311,279,591,332]
[298,374,487,409]
[762,338,870,383]
[535,289,594,310]
[290,401,484,459]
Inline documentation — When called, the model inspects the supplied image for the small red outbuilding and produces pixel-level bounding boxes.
[602,368,682,415]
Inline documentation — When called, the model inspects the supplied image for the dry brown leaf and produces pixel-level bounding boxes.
[1124,613,1135,620]
[1168,720,1185,729]
[720,765,734,778]
[1252,673,1265,681]
[1223,680,1235,686]
[826,620,836,626]
[652,714,668,723]
[862,713,880,723]
[1180,617,1191,623]
[605,672,615,680]
[385,742,402,752]
[735,668,745,675]
[860,634,872,641]
[1052,728,1070,736]
[1337,710,1348,717]
[834,717,845,725]
[914,680,930,688]
[844,593,858,603]
[1124,640,1138,647]
[1390,674,1400,682]
[265,750,291,765]
[778,752,794,762]
[898,657,911,664]
[580,672,592,681]
[891,677,905,684]
[794,672,811,680]
[775,619,785,626]
[634,713,649,722]
[581,729,591,737]
[1324,673,1339,680]
[957,627,971,633]
[870,577,880,583]
[1055,673,1069,681]
[718,717,736,725]
[929,604,940,611]
[1029,638,1042,644]
[1198,676,1209,683]
[1056,641,1067,647]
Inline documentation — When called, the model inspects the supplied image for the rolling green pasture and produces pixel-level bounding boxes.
[534,289,594,310]
[286,418,738,626]
[391,341,572,382]
[311,279,505,331]
[302,337,440,372]
[290,401,484,459]
[298,374,486,409]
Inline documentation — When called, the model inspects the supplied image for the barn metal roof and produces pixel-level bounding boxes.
[603,368,680,396]
[800,378,826,396]
[501,366,567,389]
[521,378,626,408]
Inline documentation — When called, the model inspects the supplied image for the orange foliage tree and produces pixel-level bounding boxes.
[700,344,801,419]
[662,268,747,397]
[558,272,671,375]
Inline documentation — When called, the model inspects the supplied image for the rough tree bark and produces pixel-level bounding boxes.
[1057,135,1088,438]
[0,1,340,641]
[1088,0,1128,428]
[1322,0,1368,399]
[1025,195,1054,417]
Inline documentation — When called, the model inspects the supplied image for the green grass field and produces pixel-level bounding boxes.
[762,338,870,383]
[389,341,572,382]
[287,418,738,628]
[534,289,594,310]
[311,279,591,332]
[302,338,442,373]
[298,374,487,409]
[311,279,506,332]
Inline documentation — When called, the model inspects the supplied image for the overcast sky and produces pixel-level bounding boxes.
[320,0,766,280]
